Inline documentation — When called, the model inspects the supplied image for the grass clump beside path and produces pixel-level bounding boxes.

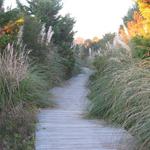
[88,48,150,150]
[0,44,59,149]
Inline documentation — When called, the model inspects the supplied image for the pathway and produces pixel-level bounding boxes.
[35,68,134,150]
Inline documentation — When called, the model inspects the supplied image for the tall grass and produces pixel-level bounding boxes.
[0,44,28,110]
[0,44,51,149]
[41,49,66,87]
[88,48,150,149]
[0,44,50,110]
[0,40,76,149]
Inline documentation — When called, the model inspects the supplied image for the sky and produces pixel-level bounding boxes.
[4,0,135,39]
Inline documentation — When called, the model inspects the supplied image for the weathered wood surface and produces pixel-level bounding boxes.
[35,68,134,150]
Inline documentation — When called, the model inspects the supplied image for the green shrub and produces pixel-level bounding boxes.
[130,36,150,59]
[0,34,13,50]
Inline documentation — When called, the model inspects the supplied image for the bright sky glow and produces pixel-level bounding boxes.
[4,0,135,39]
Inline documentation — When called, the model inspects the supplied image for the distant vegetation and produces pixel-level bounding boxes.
[0,0,79,149]
[88,0,150,149]
[74,33,115,63]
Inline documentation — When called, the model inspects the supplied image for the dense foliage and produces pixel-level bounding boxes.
[119,0,150,58]
[0,0,78,149]
[18,0,76,78]
[76,33,115,60]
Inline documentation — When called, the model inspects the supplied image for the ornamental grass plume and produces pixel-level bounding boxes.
[0,43,28,110]
[46,26,54,46]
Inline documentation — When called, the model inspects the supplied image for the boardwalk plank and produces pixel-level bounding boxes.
[35,68,134,150]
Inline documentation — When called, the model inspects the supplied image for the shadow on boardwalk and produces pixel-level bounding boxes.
[35,68,136,150]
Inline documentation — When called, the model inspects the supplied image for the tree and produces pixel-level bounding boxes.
[22,16,44,59]
[123,4,138,26]
[17,0,62,31]
[97,33,115,50]
[17,0,76,77]
[0,0,4,11]
[53,14,75,51]
[0,1,22,50]
[52,14,76,77]
[0,9,20,27]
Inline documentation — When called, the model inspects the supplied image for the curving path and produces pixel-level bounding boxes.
[35,68,134,150]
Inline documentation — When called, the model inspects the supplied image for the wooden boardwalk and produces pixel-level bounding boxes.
[35,68,134,150]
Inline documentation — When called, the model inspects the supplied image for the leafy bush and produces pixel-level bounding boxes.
[0,34,12,50]
[130,36,150,59]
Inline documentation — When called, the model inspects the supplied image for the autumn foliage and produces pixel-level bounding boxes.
[0,18,24,36]
[119,0,150,42]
